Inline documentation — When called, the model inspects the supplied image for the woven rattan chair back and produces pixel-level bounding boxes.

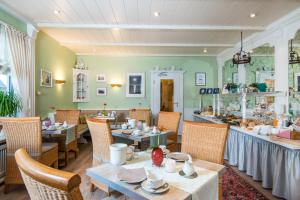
[86,118,113,166]
[157,111,181,142]
[1,117,42,185]
[181,121,229,165]
[15,148,83,200]
[129,108,151,126]
[56,110,81,125]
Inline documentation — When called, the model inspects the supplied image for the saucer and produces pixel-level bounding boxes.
[179,170,198,179]
[141,180,169,194]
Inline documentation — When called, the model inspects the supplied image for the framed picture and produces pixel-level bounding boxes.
[96,88,107,96]
[256,71,274,83]
[195,72,206,86]
[96,74,106,82]
[126,73,145,98]
[232,72,239,84]
[295,73,300,92]
[40,69,52,87]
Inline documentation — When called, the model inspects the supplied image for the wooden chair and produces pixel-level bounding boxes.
[181,121,229,200]
[157,111,181,150]
[15,148,83,200]
[86,118,113,194]
[56,109,80,165]
[129,108,152,126]
[1,117,58,193]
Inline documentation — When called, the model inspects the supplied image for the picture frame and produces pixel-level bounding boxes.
[126,73,145,98]
[232,72,239,84]
[40,69,52,87]
[256,71,274,83]
[195,72,206,86]
[96,88,107,96]
[96,74,106,82]
[295,73,300,92]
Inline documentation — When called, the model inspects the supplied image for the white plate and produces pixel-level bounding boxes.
[166,152,189,162]
[141,180,169,194]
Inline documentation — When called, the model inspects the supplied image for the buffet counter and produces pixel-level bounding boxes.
[194,114,300,200]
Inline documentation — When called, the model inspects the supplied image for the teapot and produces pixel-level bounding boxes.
[128,119,136,129]
[182,154,195,176]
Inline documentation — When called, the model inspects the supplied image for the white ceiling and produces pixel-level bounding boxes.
[1,0,300,56]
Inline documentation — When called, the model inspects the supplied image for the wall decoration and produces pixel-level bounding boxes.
[195,72,206,86]
[126,73,145,97]
[232,72,239,84]
[295,73,300,91]
[96,74,106,82]
[256,71,274,83]
[40,69,52,87]
[96,87,107,96]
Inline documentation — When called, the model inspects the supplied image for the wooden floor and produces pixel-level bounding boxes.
[0,139,282,200]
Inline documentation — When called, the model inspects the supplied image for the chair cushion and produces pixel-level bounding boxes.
[42,143,58,153]
[77,124,89,135]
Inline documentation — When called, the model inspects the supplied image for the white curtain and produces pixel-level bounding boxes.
[4,25,35,117]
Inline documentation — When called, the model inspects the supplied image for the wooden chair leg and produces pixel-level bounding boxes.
[74,149,79,159]
[65,151,68,166]
[4,184,10,194]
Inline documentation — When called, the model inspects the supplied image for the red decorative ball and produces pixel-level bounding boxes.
[151,147,164,167]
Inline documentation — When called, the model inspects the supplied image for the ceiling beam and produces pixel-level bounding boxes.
[38,23,265,31]
[61,42,235,47]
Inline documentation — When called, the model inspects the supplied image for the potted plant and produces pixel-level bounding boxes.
[0,90,22,117]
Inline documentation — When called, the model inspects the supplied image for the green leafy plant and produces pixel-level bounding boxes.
[0,90,22,117]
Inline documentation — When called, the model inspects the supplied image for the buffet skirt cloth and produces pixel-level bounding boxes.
[224,128,300,200]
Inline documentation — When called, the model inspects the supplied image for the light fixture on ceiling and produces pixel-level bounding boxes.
[289,39,300,64]
[232,32,251,65]
[250,13,256,18]
[54,10,61,15]
[154,12,160,17]
[249,49,254,54]
[203,48,207,53]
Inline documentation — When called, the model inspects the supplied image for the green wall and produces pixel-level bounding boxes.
[76,56,218,110]
[0,7,27,33]
[35,31,77,118]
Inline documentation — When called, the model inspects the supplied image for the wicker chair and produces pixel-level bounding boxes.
[86,118,113,194]
[56,109,80,165]
[1,117,58,193]
[15,148,83,200]
[181,121,229,200]
[129,108,152,126]
[157,111,181,150]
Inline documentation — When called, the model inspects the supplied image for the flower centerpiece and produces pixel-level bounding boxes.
[150,126,164,167]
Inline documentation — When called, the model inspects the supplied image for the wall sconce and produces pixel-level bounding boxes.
[111,83,122,88]
[55,80,66,85]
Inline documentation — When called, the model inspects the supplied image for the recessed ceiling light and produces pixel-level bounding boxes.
[154,12,160,17]
[250,13,256,18]
[203,48,207,53]
[54,10,61,15]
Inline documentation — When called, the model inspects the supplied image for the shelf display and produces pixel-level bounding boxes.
[73,69,89,102]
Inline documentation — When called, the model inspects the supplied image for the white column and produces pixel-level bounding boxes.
[238,64,246,85]
[274,37,289,114]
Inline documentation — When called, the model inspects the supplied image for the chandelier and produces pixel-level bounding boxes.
[232,32,251,65]
[289,40,300,64]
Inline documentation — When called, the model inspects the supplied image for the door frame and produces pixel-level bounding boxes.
[150,70,185,119]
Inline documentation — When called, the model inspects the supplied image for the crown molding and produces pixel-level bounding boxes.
[76,53,217,57]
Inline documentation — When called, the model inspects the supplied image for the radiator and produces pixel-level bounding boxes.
[0,142,6,184]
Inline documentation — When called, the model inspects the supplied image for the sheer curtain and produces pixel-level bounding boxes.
[3,24,35,116]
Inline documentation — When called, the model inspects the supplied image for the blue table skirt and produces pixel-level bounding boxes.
[224,128,300,200]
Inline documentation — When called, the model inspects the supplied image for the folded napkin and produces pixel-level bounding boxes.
[117,167,146,183]
[167,152,189,161]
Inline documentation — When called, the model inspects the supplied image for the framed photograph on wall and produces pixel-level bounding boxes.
[126,73,145,97]
[96,88,107,96]
[295,73,300,91]
[232,72,239,84]
[195,72,206,86]
[96,74,106,82]
[40,69,52,87]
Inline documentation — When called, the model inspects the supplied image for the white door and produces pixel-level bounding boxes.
[151,71,184,128]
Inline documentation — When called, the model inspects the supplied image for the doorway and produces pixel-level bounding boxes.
[160,79,174,112]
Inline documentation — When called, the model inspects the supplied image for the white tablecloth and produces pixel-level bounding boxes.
[123,152,218,200]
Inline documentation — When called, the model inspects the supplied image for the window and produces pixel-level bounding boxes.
[0,24,12,92]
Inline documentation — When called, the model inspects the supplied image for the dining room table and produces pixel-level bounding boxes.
[111,128,174,151]
[86,151,225,200]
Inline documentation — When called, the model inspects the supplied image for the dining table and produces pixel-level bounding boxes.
[86,151,224,200]
[111,128,174,150]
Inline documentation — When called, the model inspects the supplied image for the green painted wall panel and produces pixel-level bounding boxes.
[0,7,27,33]
[76,56,218,110]
[35,31,76,118]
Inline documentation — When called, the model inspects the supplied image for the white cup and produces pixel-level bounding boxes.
[121,123,128,130]
[146,170,163,189]
[165,159,176,173]
[110,143,127,165]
